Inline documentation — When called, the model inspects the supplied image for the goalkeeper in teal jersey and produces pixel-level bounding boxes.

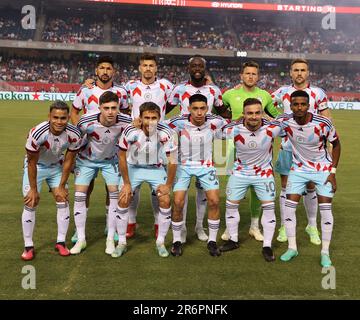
[221,61,282,242]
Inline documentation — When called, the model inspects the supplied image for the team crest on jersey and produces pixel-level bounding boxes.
[248,141,257,149]
[144,92,152,101]
[102,137,111,145]
[296,136,305,143]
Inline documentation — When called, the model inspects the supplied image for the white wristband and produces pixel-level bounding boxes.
[330,167,337,174]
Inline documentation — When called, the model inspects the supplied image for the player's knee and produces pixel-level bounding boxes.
[174,197,185,211]
[159,196,170,209]
[207,196,219,209]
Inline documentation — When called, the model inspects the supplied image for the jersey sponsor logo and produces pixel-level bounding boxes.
[105,129,111,134]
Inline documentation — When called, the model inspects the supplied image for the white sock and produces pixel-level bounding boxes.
[195,187,207,229]
[56,202,70,243]
[182,191,189,231]
[171,221,183,243]
[22,205,36,247]
[157,207,171,244]
[225,200,240,242]
[151,191,159,225]
[304,188,318,227]
[250,217,259,229]
[115,206,129,244]
[128,188,139,224]
[208,219,220,242]
[74,192,87,241]
[261,202,276,248]
[279,188,286,225]
[105,205,109,226]
[107,192,119,241]
[284,199,298,251]
[319,203,334,255]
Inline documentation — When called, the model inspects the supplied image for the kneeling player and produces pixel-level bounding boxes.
[277,91,341,267]
[220,98,282,262]
[113,102,178,258]
[167,94,230,257]
[21,101,82,260]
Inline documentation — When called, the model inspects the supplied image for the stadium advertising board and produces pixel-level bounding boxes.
[0,91,76,102]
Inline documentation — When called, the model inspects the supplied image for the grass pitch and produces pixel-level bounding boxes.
[0,101,359,299]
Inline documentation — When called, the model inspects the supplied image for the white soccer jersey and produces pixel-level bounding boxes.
[125,78,173,120]
[77,113,131,161]
[167,114,229,167]
[277,113,338,173]
[168,81,223,115]
[25,121,82,167]
[222,119,282,177]
[118,122,177,167]
[72,83,128,115]
[271,84,328,151]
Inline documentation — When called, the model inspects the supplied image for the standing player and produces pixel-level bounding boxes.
[67,92,131,255]
[220,98,282,262]
[221,61,282,242]
[21,101,82,260]
[277,91,340,267]
[166,55,231,243]
[114,102,178,258]
[272,59,331,244]
[124,53,174,239]
[167,94,230,257]
[70,55,128,243]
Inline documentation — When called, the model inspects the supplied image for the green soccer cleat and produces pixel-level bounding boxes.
[70,240,87,255]
[305,225,321,245]
[280,249,298,262]
[111,243,127,258]
[321,253,332,268]
[71,231,78,244]
[276,225,288,242]
[156,243,169,258]
[104,226,119,242]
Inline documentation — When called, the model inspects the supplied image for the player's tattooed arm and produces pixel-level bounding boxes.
[325,139,341,193]
[83,78,95,89]
[24,150,40,208]
[157,151,177,197]
[118,150,132,206]
[56,150,78,202]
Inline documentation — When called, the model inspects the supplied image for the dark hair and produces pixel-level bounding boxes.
[189,94,208,106]
[290,58,309,67]
[290,90,310,102]
[139,102,161,117]
[49,100,69,113]
[243,98,262,109]
[241,61,260,73]
[140,53,157,65]
[99,91,119,105]
[96,55,114,67]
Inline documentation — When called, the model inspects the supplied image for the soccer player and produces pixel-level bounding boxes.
[70,55,128,243]
[167,94,230,257]
[219,98,283,262]
[166,55,231,243]
[124,53,174,239]
[221,61,282,242]
[114,102,178,258]
[277,90,340,267]
[21,101,82,261]
[68,91,131,255]
[272,58,332,244]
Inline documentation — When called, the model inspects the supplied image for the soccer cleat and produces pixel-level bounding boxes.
[180,226,187,244]
[262,246,275,262]
[221,228,230,241]
[170,241,183,257]
[21,247,35,261]
[220,240,239,252]
[207,241,221,257]
[126,223,136,239]
[276,225,288,242]
[280,248,298,262]
[321,253,332,268]
[55,243,70,256]
[70,240,87,255]
[305,225,321,245]
[195,227,208,242]
[71,230,78,244]
[105,239,115,255]
[249,227,264,241]
[111,243,127,258]
[156,243,169,258]
[154,224,159,239]
[114,232,119,242]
